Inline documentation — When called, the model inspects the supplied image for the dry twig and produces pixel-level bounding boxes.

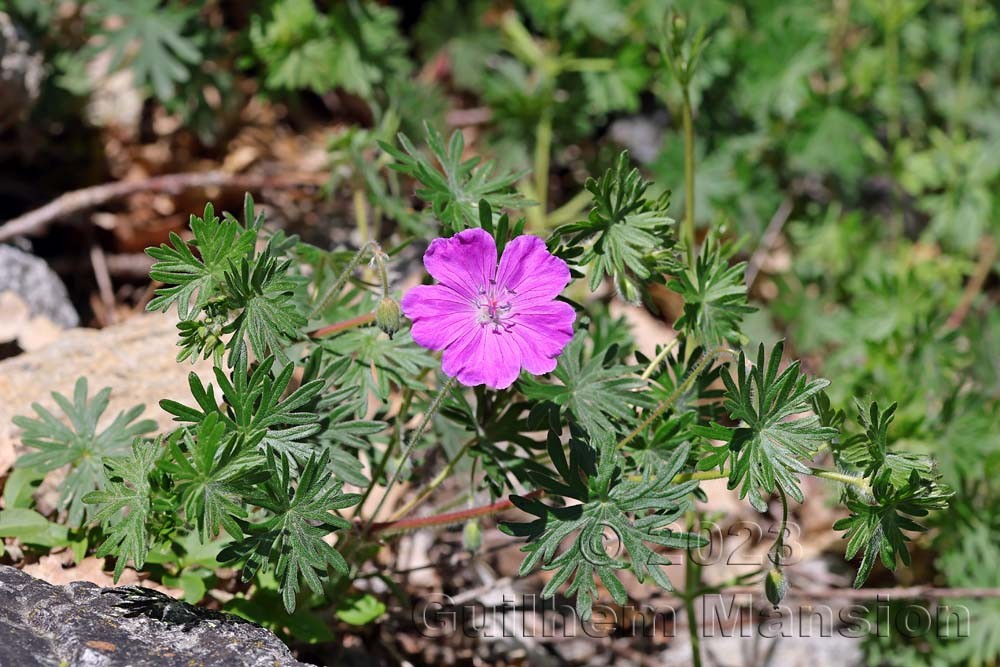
[0,170,326,243]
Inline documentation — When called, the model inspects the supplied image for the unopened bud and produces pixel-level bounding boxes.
[463,519,481,553]
[375,297,402,338]
[764,566,788,608]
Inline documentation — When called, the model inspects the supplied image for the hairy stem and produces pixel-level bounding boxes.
[369,489,543,535]
[388,436,477,521]
[353,189,369,244]
[617,347,724,450]
[310,241,379,318]
[640,338,679,380]
[534,104,554,226]
[683,509,704,667]
[309,312,375,338]
[811,467,870,492]
[365,376,458,528]
[681,89,697,262]
[772,487,789,567]
[546,188,593,228]
[629,464,871,493]
[357,388,414,512]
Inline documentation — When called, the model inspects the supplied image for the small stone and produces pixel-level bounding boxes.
[0,246,78,329]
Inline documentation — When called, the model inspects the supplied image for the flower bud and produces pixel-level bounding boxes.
[764,566,788,609]
[375,297,402,339]
[463,519,481,553]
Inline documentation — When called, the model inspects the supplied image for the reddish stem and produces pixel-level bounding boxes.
[310,312,375,338]
[367,489,543,534]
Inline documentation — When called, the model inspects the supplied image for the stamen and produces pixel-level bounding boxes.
[474,282,516,331]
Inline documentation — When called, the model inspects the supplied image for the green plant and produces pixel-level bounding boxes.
[8,170,949,645]
[8,1,999,664]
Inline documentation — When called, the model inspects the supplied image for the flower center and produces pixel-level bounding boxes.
[474,280,516,333]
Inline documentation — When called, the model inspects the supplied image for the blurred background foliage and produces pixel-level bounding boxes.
[2,0,999,664]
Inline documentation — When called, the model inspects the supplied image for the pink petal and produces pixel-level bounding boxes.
[422,228,497,298]
[509,300,576,374]
[495,235,570,304]
[441,326,523,390]
[401,284,475,351]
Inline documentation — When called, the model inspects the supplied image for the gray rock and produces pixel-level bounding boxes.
[0,245,79,328]
[0,566,315,667]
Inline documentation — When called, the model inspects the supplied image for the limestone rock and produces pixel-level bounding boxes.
[0,312,213,481]
[0,565,314,667]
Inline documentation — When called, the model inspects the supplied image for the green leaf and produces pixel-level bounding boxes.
[146,203,256,319]
[225,587,335,643]
[381,122,527,233]
[521,333,654,442]
[2,467,45,510]
[222,244,307,366]
[668,237,754,346]
[161,413,267,542]
[502,438,703,620]
[13,378,156,528]
[161,355,323,465]
[834,473,951,588]
[551,151,675,304]
[93,0,201,102]
[249,0,409,97]
[840,400,934,488]
[84,439,161,581]
[336,593,387,625]
[320,328,436,402]
[0,508,70,547]
[716,342,836,511]
[162,569,211,604]
[217,450,360,613]
[313,387,384,486]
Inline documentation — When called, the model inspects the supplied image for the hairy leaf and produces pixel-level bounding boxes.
[503,438,702,619]
[551,151,675,303]
[146,203,256,320]
[84,439,161,580]
[161,355,323,464]
[13,378,156,527]
[162,413,267,542]
[669,238,754,346]
[218,450,360,613]
[381,122,526,233]
[715,342,835,511]
[521,333,653,441]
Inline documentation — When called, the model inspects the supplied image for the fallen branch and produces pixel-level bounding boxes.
[0,170,327,243]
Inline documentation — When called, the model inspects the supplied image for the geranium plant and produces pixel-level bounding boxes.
[9,125,949,664]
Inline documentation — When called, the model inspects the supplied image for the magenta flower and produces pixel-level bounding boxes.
[401,228,575,389]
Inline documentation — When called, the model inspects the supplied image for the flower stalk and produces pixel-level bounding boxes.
[310,240,381,318]
[365,375,458,529]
